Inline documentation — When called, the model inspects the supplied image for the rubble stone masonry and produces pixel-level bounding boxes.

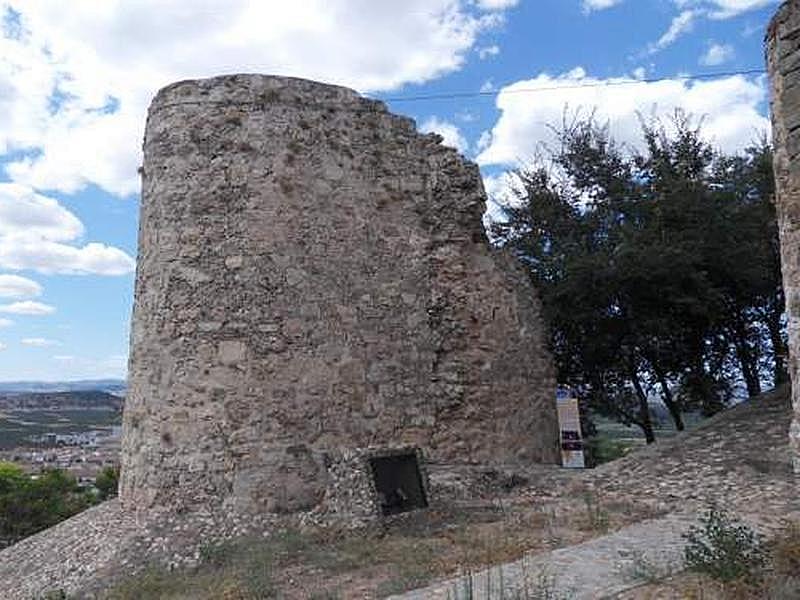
[769,1,800,472]
[119,74,559,515]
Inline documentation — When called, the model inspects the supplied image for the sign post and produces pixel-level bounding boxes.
[556,388,585,468]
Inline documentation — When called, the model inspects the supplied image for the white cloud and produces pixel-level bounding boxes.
[0,240,135,275]
[700,42,735,65]
[582,0,624,12]
[0,300,54,315]
[477,44,500,59]
[0,183,82,241]
[643,1,777,57]
[420,117,470,154]
[21,336,59,347]
[476,68,770,167]
[741,21,763,37]
[476,0,519,9]
[482,171,524,205]
[456,110,477,122]
[481,171,527,230]
[476,130,493,153]
[0,343,6,351]
[0,318,12,327]
[6,107,144,197]
[650,10,698,52]
[0,183,135,275]
[675,0,779,19]
[480,79,496,93]
[53,354,74,361]
[0,274,41,297]
[1,0,515,198]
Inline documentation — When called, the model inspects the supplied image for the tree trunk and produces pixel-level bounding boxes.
[731,317,762,397]
[654,367,684,431]
[630,368,656,444]
[736,344,762,397]
[764,299,788,386]
[643,352,685,431]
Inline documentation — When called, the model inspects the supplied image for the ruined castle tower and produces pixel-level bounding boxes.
[119,75,559,514]
[768,1,800,472]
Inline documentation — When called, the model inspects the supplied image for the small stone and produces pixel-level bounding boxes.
[225,255,244,269]
[218,340,246,365]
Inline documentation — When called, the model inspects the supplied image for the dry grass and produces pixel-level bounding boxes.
[99,491,662,599]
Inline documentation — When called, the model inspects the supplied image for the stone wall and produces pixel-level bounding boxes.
[768,0,800,473]
[310,446,431,526]
[120,74,559,515]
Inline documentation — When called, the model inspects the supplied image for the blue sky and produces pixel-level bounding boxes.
[0,0,780,381]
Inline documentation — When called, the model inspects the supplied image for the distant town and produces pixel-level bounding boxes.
[0,381,124,485]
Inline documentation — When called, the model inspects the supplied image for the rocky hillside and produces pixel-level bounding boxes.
[0,391,123,411]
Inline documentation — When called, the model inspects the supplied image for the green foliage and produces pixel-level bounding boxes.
[0,461,25,492]
[683,506,766,582]
[584,435,632,466]
[94,465,119,501]
[491,113,783,442]
[0,462,93,548]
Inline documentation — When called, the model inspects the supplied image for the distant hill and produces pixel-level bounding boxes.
[0,379,126,395]
[0,390,124,411]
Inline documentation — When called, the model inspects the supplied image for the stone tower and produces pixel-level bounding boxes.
[119,74,559,514]
[768,0,800,472]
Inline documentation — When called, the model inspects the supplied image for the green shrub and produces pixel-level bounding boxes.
[584,436,632,466]
[94,466,119,501]
[0,463,93,547]
[683,506,766,582]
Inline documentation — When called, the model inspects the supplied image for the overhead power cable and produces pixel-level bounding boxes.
[376,68,768,103]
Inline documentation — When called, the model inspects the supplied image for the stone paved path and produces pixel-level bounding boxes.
[391,513,696,600]
[591,387,797,521]
[0,500,144,600]
[0,500,277,599]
